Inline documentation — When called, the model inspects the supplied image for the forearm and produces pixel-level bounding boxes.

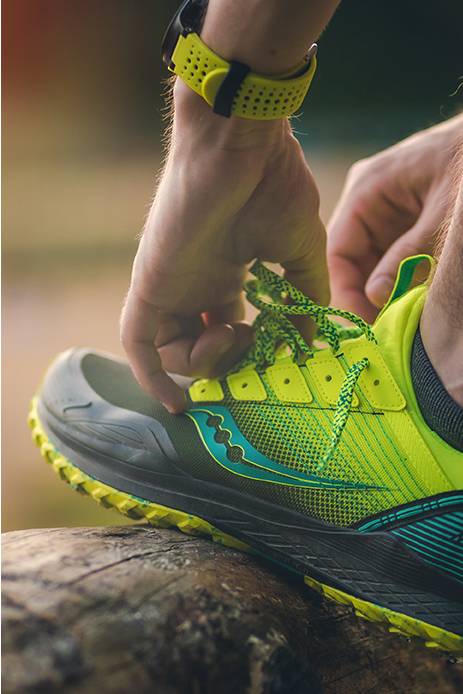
[123,2,334,408]
[201,0,340,74]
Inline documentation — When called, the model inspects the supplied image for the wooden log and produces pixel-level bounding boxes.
[2,526,462,694]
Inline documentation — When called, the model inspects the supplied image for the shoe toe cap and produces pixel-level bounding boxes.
[37,348,186,474]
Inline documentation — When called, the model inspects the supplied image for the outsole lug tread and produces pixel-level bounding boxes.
[28,397,463,655]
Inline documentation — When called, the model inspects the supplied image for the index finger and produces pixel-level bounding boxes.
[327,250,379,322]
[328,197,381,322]
[120,290,186,414]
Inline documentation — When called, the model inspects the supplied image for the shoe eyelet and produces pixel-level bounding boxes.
[283,378,290,385]
[241,383,248,389]
[325,375,332,382]
[373,379,380,386]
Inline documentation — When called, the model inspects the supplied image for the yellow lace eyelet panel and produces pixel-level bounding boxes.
[266,360,312,403]
[189,379,224,402]
[305,352,359,408]
[227,370,267,401]
[342,341,406,412]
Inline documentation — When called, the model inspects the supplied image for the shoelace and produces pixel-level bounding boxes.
[239,261,377,471]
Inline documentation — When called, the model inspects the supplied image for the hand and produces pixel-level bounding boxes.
[327,114,463,322]
[120,82,329,413]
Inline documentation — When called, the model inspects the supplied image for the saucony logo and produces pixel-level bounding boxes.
[186,406,383,491]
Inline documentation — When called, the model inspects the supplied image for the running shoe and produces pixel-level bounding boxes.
[29,255,463,652]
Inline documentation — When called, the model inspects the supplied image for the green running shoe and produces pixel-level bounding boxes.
[30,255,463,653]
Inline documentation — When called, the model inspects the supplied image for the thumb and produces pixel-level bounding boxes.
[365,225,433,309]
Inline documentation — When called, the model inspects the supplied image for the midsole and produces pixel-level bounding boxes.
[38,399,463,633]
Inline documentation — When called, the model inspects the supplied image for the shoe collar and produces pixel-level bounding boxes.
[373,255,462,487]
[372,254,433,407]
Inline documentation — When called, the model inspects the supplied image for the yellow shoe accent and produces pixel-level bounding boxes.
[304,349,359,407]
[304,576,462,653]
[189,378,224,402]
[226,369,267,401]
[266,359,313,404]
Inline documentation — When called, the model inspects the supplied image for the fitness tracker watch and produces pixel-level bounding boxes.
[161,0,317,120]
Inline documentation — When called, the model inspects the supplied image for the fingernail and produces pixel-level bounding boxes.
[165,401,185,415]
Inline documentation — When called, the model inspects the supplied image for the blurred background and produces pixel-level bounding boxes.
[3,0,462,531]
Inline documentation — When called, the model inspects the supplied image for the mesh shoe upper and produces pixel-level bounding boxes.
[183,256,460,526]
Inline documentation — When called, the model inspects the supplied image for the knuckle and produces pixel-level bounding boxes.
[347,155,385,189]
[348,194,371,222]
[347,158,371,182]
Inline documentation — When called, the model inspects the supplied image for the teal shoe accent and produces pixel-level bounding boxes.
[357,492,463,531]
[357,493,463,582]
[391,512,463,581]
[187,405,384,491]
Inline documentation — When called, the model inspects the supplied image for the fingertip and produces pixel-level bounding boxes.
[163,380,188,414]
[166,391,187,415]
[146,370,187,414]
[365,276,392,309]
[164,397,187,415]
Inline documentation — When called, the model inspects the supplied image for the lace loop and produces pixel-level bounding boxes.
[241,261,376,370]
[238,261,377,471]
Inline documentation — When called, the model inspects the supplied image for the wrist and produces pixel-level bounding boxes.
[200,0,338,75]
[172,78,290,152]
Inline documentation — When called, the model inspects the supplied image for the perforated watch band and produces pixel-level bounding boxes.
[168,32,317,120]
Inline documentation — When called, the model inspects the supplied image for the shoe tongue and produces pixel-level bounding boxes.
[376,254,434,318]
[372,255,431,385]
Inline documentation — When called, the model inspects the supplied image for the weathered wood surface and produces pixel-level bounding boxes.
[2,526,462,694]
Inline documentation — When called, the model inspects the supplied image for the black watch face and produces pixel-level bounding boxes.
[161,0,208,68]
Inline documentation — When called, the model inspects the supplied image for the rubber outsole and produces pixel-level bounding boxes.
[28,397,463,655]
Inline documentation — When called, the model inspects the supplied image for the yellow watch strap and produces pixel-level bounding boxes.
[169,32,317,120]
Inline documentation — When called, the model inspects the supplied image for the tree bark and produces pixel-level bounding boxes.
[2,526,462,694]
